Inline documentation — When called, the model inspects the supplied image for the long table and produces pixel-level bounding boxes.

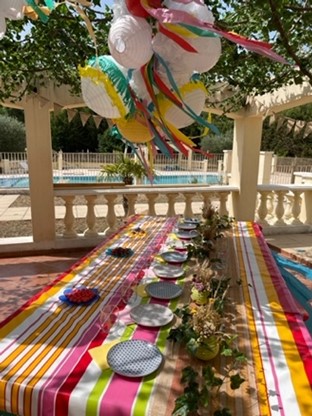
[0,216,311,416]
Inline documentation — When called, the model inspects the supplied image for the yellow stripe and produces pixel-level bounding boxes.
[2,216,169,413]
[247,223,311,413]
[233,223,270,415]
[163,23,198,38]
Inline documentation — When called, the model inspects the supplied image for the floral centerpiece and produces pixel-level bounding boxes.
[190,259,230,310]
[187,202,234,260]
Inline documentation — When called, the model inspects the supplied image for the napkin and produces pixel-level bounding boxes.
[133,284,148,297]
[89,340,120,370]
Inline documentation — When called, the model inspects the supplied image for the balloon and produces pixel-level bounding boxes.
[108,15,153,69]
[79,55,135,119]
[155,81,207,129]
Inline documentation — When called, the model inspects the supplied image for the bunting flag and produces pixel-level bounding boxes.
[66,109,78,122]
[269,113,312,138]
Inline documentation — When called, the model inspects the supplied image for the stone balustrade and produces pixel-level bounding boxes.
[256,184,312,234]
[54,184,238,239]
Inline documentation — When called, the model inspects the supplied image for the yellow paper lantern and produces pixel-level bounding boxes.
[108,15,153,69]
[115,114,154,144]
[79,55,135,119]
[155,81,207,129]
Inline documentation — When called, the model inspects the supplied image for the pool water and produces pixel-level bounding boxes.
[0,173,220,188]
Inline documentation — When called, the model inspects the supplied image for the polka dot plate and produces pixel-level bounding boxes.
[107,340,163,377]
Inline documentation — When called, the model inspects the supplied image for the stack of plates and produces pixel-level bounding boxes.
[152,264,185,279]
[130,303,174,327]
[160,251,188,264]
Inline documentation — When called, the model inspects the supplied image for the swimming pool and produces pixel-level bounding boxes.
[0,173,221,188]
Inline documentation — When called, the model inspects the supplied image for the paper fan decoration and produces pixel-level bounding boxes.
[155,81,208,129]
[108,15,153,69]
[115,113,154,144]
[79,55,135,119]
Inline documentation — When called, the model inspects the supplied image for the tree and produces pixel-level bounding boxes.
[204,0,312,102]
[0,0,311,107]
[0,113,26,151]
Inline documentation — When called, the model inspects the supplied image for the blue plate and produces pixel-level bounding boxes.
[59,287,99,306]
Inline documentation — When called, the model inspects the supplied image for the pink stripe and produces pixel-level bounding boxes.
[252,223,303,315]
[39,217,176,416]
[238,222,285,415]
[98,298,168,416]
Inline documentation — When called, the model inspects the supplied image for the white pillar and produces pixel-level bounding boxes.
[24,96,56,242]
[222,150,232,185]
[230,116,263,221]
[258,151,273,184]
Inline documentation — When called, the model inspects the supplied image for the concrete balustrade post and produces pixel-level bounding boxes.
[84,195,98,237]
[62,196,78,238]
[104,194,117,235]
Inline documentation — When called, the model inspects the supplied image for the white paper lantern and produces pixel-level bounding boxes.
[0,0,25,20]
[0,17,6,40]
[153,32,221,74]
[156,81,207,129]
[80,55,135,119]
[108,15,153,69]
[129,69,154,105]
[164,0,215,23]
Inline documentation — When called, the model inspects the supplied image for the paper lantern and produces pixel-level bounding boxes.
[108,15,153,69]
[155,81,207,129]
[0,17,6,40]
[0,0,25,20]
[153,32,221,74]
[129,69,154,106]
[79,55,135,119]
[125,0,149,18]
[163,0,215,23]
[115,113,154,144]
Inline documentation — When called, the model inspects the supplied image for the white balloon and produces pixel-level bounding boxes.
[108,15,153,69]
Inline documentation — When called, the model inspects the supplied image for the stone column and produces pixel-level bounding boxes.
[258,151,273,184]
[230,116,263,221]
[24,95,56,242]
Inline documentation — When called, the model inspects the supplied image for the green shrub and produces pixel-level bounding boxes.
[0,114,26,151]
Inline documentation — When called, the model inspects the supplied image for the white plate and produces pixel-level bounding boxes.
[130,304,174,327]
[146,282,183,300]
[177,222,197,230]
[152,264,185,279]
[160,251,188,264]
[183,218,200,225]
[176,230,199,240]
[107,340,163,377]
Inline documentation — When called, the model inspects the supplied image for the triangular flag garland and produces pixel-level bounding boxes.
[268,113,312,139]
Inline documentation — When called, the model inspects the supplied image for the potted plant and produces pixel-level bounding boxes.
[100,154,150,214]
[190,259,230,310]
[100,154,149,185]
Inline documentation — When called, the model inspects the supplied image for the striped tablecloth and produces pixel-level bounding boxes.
[233,221,312,416]
[0,217,311,416]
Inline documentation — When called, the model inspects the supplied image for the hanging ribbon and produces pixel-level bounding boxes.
[140,0,289,64]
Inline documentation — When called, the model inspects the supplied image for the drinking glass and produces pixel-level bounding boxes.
[99,305,115,335]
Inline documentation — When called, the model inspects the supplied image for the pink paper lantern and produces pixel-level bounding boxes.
[108,15,153,69]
